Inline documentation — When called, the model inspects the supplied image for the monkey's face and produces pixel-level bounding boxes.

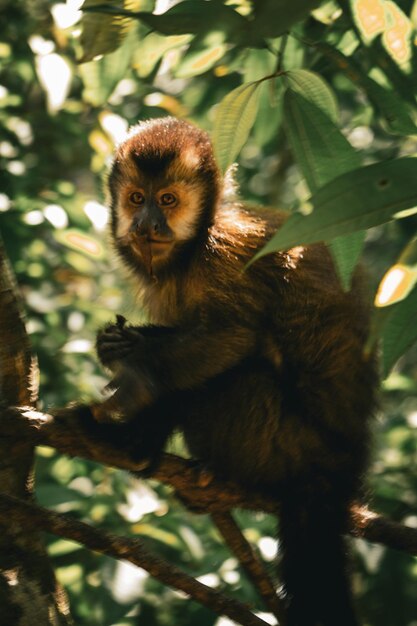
[113,176,205,272]
[108,118,220,276]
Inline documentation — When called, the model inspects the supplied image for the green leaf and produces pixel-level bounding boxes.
[252,157,417,261]
[133,33,192,78]
[83,0,255,42]
[283,87,363,288]
[381,286,417,376]
[48,539,83,557]
[79,26,137,105]
[362,79,417,136]
[376,235,417,306]
[283,90,360,193]
[312,42,417,135]
[254,79,284,147]
[213,81,261,173]
[54,229,104,259]
[175,31,228,79]
[80,0,130,62]
[285,69,338,122]
[243,48,276,83]
[243,49,283,146]
[252,0,321,37]
[329,232,366,290]
[367,235,417,357]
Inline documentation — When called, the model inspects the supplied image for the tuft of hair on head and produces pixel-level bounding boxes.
[120,117,218,178]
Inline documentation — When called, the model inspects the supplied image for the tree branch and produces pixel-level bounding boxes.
[0,493,270,626]
[2,405,417,556]
[351,504,417,554]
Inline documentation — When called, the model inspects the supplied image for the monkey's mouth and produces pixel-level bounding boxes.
[129,235,174,275]
[147,238,174,246]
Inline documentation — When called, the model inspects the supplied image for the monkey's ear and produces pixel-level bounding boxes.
[222,164,239,203]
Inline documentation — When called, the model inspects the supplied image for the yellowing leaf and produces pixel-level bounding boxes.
[55,229,104,259]
[352,0,386,41]
[375,264,417,307]
[383,1,413,68]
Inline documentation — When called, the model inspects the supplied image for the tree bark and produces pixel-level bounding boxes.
[0,239,72,626]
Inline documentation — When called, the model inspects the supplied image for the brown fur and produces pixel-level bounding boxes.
[92,117,378,626]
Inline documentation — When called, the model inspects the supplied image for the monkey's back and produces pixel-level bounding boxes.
[180,203,378,494]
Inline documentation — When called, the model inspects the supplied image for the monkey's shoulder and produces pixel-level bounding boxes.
[203,202,369,321]
[207,203,338,287]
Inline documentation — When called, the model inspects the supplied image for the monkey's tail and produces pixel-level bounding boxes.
[279,489,360,626]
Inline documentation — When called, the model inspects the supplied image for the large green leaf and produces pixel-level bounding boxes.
[283,87,364,288]
[213,81,261,173]
[252,157,417,261]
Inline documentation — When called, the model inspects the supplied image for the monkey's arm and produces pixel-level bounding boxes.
[97,318,259,407]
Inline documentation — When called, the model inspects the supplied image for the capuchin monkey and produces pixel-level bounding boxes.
[87,117,378,626]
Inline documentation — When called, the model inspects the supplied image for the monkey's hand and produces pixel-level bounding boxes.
[96,316,144,370]
[94,365,157,420]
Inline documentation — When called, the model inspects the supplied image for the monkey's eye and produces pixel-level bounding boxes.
[129,191,145,205]
[159,192,177,207]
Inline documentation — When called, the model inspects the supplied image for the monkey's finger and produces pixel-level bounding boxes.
[116,314,127,327]
[97,339,132,352]
[121,327,144,340]
[98,350,133,365]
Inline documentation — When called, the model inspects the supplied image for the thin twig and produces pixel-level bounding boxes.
[212,512,287,624]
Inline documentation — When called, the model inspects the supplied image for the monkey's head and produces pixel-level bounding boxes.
[108,117,221,277]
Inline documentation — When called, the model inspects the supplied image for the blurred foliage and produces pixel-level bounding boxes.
[1,0,417,624]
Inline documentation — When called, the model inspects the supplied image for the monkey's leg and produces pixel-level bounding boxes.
[279,482,359,626]
[75,399,177,472]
